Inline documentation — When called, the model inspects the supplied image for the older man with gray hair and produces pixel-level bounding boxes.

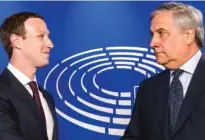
[121,2,205,140]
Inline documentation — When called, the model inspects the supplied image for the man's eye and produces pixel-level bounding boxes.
[159,31,164,35]
[158,31,167,38]
[38,35,44,38]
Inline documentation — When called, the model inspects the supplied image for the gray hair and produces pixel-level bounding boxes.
[151,2,204,48]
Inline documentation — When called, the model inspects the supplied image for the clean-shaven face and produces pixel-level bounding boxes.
[21,17,54,68]
[150,11,189,69]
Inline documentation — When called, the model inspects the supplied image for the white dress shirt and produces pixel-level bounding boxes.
[170,50,202,98]
[7,63,54,140]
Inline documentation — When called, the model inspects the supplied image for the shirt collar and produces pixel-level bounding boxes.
[170,50,202,75]
[7,63,38,86]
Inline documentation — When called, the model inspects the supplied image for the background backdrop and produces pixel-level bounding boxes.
[0,1,204,140]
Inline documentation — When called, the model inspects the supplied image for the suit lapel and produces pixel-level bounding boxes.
[40,87,58,140]
[173,56,205,136]
[162,72,171,140]
[1,69,48,139]
[155,70,170,140]
[148,70,170,140]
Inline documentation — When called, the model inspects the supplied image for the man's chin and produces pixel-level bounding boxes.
[156,59,165,65]
[36,61,49,68]
[156,60,176,69]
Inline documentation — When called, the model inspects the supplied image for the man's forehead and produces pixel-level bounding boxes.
[24,17,49,33]
[150,11,174,31]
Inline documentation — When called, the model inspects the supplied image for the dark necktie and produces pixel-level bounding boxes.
[28,81,46,122]
[168,69,184,136]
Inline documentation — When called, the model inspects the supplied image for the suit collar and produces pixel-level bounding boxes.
[180,50,202,75]
[7,63,38,86]
[173,55,205,137]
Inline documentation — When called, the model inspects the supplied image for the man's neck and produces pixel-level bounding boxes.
[10,59,36,81]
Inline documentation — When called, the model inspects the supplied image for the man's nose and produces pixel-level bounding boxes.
[150,36,158,49]
[46,38,54,49]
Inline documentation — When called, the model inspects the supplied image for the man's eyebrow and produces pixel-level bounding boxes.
[151,28,166,33]
[150,27,167,35]
[155,28,166,32]
[38,31,50,36]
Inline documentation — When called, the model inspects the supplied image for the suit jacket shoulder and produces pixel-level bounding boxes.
[0,68,58,140]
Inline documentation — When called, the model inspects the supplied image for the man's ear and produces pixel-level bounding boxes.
[184,28,195,45]
[10,34,22,50]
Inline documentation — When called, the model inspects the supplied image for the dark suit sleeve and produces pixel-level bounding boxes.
[121,82,145,140]
[0,96,24,140]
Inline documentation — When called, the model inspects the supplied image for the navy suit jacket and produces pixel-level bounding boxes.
[122,55,205,140]
[0,69,58,140]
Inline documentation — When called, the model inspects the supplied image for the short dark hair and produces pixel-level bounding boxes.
[0,12,44,59]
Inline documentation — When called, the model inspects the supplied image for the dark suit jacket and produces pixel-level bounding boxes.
[0,68,58,140]
[121,55,205,140]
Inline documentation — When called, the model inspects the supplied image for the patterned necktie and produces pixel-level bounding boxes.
[28,81,46,122]
[168,69,184,136]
